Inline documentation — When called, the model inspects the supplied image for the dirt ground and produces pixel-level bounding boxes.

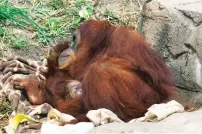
[0,0,146,131]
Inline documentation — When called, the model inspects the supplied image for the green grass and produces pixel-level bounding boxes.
[0,98,13,132]
[0,0,94,49]
[0,98,13,120]
[0,0,39,28]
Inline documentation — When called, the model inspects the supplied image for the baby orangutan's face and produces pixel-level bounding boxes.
[66,80,82,99]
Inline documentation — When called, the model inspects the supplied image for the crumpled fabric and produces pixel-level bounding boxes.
[0,56,52,133]
[129,100,185,122]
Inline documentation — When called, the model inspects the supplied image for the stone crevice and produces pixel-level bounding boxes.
[184,43,202,62]
[178,9,202,26]
[165,44,189,60]
[176,85,202,93]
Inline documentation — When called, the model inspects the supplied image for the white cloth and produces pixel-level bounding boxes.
[47,108,75,125]
[129,100,184,122]
[41,100,185,134]
[87,108,124,126]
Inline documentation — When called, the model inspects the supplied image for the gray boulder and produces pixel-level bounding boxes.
[140,0,202,105]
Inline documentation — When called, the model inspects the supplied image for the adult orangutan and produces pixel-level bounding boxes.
[12,20,176,123]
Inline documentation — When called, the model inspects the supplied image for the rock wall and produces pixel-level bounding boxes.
[140,0,202,105]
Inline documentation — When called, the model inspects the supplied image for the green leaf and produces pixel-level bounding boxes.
[0,27,5,36]
[79,7,89,19]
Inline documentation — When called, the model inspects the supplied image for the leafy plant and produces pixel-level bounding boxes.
[78,1,94,19]
[35,0,94,44]
[63,0,93,26]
